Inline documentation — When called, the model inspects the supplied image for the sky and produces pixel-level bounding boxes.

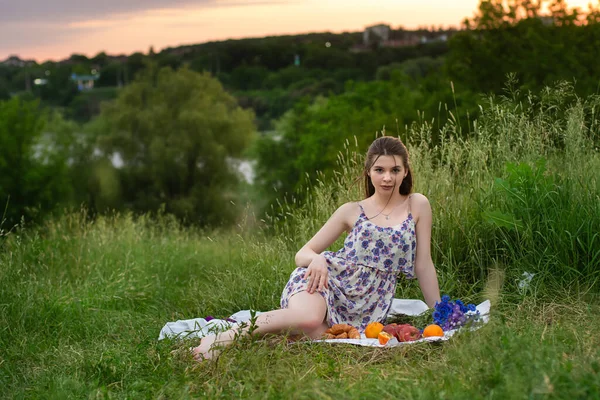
[0,0,593,62]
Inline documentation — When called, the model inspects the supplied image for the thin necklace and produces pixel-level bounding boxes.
[381,202,402,220]
[372,195,409,220]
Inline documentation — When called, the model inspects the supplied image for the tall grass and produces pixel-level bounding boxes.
[1,82,599,398]
[270,81,600,299]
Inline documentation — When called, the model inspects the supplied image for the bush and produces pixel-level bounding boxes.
[0,98,71,228]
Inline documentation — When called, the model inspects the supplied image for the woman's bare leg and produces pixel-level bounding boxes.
[192,291,327,360]
[303,321,329,340]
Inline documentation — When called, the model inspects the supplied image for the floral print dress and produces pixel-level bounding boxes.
[280,202,417,332]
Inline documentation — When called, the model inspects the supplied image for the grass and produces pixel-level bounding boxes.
[1,214,599,399]
[1,82,600,398]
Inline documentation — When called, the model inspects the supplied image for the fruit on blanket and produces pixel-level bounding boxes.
[423,324,444,338]
[324,323,360,339]
[382,323,400,337]
[378,331,394,345]
[382,323,405,340]
[365,322,384,338]
[396,324,422,342]
[383,323,421,342]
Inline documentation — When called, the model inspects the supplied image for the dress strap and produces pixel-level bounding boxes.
[357,202,365,214]
[407,194,413,215]
[357,202,367,219]
[350,202,368,228]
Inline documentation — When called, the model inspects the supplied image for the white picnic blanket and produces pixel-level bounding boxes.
[158,299,491,347]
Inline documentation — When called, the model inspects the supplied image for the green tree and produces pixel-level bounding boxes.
[91,51,109,67]
[518,0,543,19]
[0,98,71,227]
[253,76,421,206]
[252,70,479,212]
[470,0,512,29]
[548,0,580,26]
[125,52,148,84]
[96,66,256,225]
[376,57,444,83]
[448,1,600,96]
[96,61,124,88]
[229,65,270,91]
[466,0,584,29]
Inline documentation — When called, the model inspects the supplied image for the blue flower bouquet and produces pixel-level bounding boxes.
[433,295,481,331]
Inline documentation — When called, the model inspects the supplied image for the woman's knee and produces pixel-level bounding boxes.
[288,291,327,330]
[297,311,326,330]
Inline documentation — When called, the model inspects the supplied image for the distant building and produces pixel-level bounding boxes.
[70,73,100,91]
[538,16,555,26]
[352,25,456,52]
[381,35,421,48]
[418,33,449,44]
[363,24,391,46]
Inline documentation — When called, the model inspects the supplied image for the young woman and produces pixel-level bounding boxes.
[193,136,440,360]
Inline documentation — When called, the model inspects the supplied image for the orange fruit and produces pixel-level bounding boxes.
[378,331,393,345]
[422,324,444,337]
[365,322,384,339]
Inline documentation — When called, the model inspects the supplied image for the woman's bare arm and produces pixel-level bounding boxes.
[295,202,356,267]
[412,194,441,308]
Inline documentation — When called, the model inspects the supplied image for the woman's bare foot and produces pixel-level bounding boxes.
[191,335,218,361]
[191,330,236,361]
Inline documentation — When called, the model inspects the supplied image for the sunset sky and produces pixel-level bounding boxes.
[0,0,593,62]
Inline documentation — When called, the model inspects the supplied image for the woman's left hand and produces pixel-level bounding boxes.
[304,254,329,294]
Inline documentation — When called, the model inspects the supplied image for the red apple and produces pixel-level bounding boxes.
[396,324,422,342]
[382,323,398,337]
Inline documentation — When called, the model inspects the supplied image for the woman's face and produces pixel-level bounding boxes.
[368,155,407,195]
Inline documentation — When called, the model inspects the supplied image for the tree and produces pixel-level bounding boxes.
[448,0,600,95]
[472,0,511,29]
[95,65,256,225]
[518,0,543,19]
[91,52,109,67]
[125,52,147,84]
[466,0,590,29]
[548,0,580,25]
[253,75,423,208]
[96,61,123,87]
[0,98,71,227]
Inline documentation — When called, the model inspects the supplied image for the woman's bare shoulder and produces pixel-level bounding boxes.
[336,201,362,217]
[410,193,430,206]
[410,193,432,221]
[335,202,362,231]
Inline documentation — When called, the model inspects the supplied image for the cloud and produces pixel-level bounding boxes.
[0,22,94,49]
[0,0,293,23]
[0,0,297,60]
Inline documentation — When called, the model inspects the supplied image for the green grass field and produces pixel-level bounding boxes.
[1,84,600,398]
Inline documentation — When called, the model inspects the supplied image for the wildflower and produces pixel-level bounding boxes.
[433,295,480,331]
[518,271,535,294]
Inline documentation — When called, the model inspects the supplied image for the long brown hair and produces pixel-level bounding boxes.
[363,136,413,198]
